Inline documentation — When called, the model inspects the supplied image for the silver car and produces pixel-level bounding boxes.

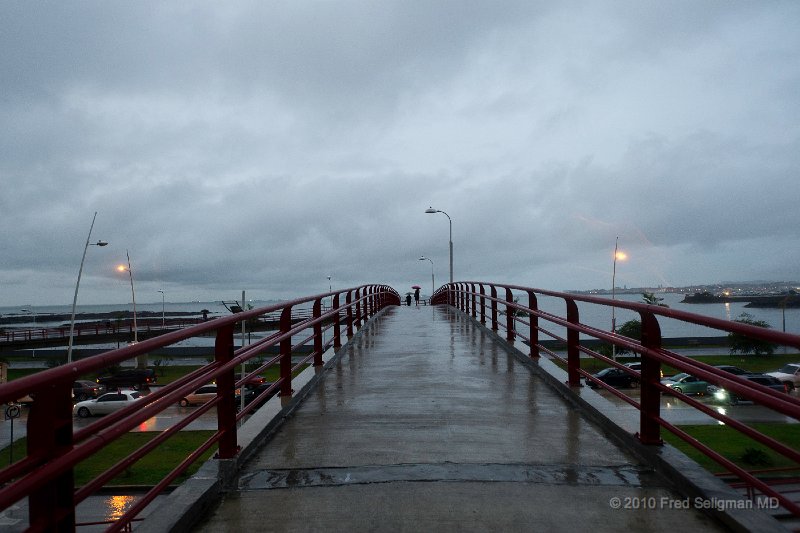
[73,390,142,418]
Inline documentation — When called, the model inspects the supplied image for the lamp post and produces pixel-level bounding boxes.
[425,207,453,283]
[117,250,138,344]
[611,236,627,360]
[158,289,165,328]
[67,212,108,363]
[419,256,434,297]
[21,307,36,357]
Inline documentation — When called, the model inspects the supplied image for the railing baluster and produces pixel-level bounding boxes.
[279,306,293,404]
[346,291,354,338]
[479,284,486,324]
[215,323,238,458]
[565,298,581,386]
[505,287,515,342]
[639,310,663,445]
[333,293,342,349]
[313,298,323,367]
[27,381,75,530]
[470,283,477,318]
[490,285,498,331]
[354,288,362,330]
[528,290,539,358]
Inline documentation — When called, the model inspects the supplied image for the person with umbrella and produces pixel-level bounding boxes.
[413,285,421,306]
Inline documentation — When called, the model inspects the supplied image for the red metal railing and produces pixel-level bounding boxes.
[0,320,202,345]
[0,284,400,531]
[432,281,800,518]
[1,306,343,346]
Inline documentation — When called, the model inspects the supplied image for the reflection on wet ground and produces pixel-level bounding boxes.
[590,386,800,425]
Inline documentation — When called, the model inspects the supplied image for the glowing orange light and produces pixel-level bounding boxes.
[117,265,127,272]
[614,251,628,261]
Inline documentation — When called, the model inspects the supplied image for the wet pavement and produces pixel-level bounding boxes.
[195,305,734,532]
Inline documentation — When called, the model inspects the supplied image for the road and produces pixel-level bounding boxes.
[4,383,798,453]
[590,386,800,425]
[1,387,219,451]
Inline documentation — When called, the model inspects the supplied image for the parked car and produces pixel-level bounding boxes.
[622,361,663,379]
[14,380,106,404]
[73,380,105,401]
[709,373,788,405]
[96,368,157,389]
[73,390,142,418]
[661,373,708,395]
[179,384,218,407]
[244,381,278,408]
[586,367,639,389]
[712,365,751,376]
[244,375,268,387]
[766,363,800,391]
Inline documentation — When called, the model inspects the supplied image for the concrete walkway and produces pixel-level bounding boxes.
[197,305,726,532]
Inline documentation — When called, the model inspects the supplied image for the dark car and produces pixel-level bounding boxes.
[73,380,105,401]
[96,368,157,389]
[586,367,639,389]
[234,381,278,411]
[713,365,751,376]
[709,373,788,405]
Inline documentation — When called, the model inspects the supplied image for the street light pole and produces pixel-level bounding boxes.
[419,256,434,297]
[67,212,108,363]
[21,307,36,357]
[611,236,627,361]
[158,289,165,328]
[123,250,138,344]
[425,207,453,283]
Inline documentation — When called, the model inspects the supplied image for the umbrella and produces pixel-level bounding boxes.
[412,285,422,290]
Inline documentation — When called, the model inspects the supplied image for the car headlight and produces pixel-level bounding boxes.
[714,389,728,400]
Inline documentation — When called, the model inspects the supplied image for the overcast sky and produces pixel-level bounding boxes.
[2,1,799,307]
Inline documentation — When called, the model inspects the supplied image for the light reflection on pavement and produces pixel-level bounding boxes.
[591,386,800,425]
[1,386,219,449]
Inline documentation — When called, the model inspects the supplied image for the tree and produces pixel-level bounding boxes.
[728,313,777,357]
[642,292,668,307]
[598,292,662,357]
[598,319,641,357]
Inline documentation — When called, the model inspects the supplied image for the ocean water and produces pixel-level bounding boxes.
[3,292,799,344]
[490,291,800,341]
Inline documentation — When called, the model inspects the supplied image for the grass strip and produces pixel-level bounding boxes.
[1,431,216,487]
[662,423,800,476]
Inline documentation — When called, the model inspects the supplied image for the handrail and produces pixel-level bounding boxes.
[0,284,400,531]
[432,281,800,518]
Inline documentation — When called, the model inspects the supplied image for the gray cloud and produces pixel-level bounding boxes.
[2,1,799,306]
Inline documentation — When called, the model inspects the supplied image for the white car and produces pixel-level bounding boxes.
[766,363,800,391]
[73,390,142,418]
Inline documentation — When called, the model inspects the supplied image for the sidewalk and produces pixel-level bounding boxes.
[196,305,732,532]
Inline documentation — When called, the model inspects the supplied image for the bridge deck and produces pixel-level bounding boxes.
[198,305,723,532]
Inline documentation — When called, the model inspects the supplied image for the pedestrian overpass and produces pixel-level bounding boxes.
[1,283,798,532]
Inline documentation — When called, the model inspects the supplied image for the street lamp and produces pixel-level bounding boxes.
[158,289,165,328]
[67,212,108,363]
[21,307,36,357]
[117,250,138,345]
[425,207,453,283]
[611,236,628,360]
[419,256,434,297]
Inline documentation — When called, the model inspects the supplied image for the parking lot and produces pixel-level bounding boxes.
[590,385,800,425]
